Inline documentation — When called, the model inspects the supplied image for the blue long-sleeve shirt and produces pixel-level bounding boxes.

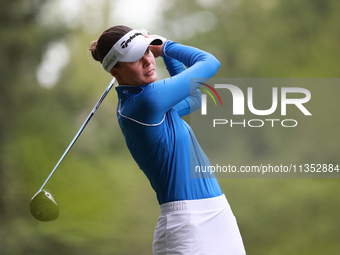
[115,41,222,205]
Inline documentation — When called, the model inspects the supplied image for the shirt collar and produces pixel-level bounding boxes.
[115,84,145,99]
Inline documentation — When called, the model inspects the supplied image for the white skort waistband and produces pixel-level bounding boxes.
[160,194,229,215]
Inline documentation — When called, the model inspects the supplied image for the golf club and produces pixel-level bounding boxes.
[30,77,116,222]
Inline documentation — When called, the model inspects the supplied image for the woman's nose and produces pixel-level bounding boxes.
[141,54,152,66]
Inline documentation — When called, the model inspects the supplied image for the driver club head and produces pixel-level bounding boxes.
[30,189,59,222]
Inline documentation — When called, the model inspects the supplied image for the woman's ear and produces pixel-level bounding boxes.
[110,67,119,78]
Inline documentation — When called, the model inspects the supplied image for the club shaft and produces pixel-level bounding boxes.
[38,78,116,192]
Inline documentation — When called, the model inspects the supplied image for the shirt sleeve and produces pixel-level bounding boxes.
[163,52,202,117]
[122,41,220,125]
[173,89,201,117]
[163,54,186,76]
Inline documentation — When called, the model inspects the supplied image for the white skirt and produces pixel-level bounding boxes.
[153,194,246,255]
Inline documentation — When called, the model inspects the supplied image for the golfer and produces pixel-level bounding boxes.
[89,25,246,255]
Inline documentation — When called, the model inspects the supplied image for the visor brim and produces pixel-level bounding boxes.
[119,37,163,63]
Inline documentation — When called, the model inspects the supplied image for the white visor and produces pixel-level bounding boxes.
[102,29,162,72]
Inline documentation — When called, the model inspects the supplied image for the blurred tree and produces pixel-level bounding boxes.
[0,0,66,253]
[1,0,339,254]
[161,0,340,77]
[0,0,43,215]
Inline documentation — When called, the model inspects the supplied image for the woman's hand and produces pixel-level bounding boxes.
[149,44,163,58]
[146,35,166,58]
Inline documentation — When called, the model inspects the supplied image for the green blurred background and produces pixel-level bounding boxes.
[1,0,339,254]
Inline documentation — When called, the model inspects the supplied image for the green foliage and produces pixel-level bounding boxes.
[0,0,339,254]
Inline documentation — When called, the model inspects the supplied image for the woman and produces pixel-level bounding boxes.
[89,25,246,255]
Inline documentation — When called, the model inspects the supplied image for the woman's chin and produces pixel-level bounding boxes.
[145,71,158,83]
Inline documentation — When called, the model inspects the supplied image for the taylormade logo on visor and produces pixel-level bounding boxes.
[102,30,145,73]
[120,32,143,49]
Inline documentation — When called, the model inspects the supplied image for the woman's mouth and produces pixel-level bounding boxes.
[146,69,155,77]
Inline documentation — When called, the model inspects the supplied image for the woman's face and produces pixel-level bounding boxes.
[112,47,157,86]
